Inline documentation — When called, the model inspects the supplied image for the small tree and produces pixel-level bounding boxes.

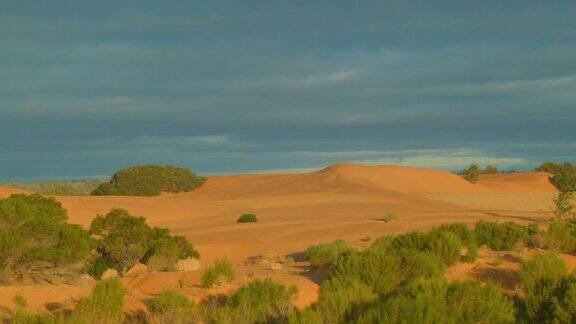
[461,163,481,184]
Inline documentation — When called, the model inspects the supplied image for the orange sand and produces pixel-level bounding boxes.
[0,163,559,314]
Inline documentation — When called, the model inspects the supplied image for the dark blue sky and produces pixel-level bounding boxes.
[1,1,575,180]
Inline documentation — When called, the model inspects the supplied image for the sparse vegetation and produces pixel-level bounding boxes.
[461,163,482,184]
[5,179,103,196]
[305,239,352,268]
[10,295,65,324]
[225,279,298,323]
[91,165,206,196]
[236,213,258,223]
[70,277,127,324]
[148,290,198,324]
[201,259,234,288]
[379,213,399,222]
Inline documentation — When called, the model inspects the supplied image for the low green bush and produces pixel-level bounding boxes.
[518,252,576,323]
[316,276,377,323]
[225,279,298,323]
[89,209,198,275]
[390,231,429,251]
[353,279,514,323]
[474,220,529,250]
[0,194,93,281]
[287,308,323,324]
[71,277,127,324]
[148,290,197,324]
[91,165,206,196]
[305,239,351,268]
[426,231,462,266]
[543,221,576,252]
[202,259,234,288]
[236,214,257,223]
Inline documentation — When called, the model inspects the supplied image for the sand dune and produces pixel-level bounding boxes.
[0,163,559,314]
[0,163,557,263]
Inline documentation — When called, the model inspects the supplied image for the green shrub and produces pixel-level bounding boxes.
[518,252,576,323]
[543,221,576,252]
[202,259,234,288]
[225,279,297,323]
[91,165,206,196]
[390,231,428,251]
[329,250,403,296]
[462,240,479,263]
[236,214,257,223]
[316,276,377,323]
[71,277,127,324]
[329,248,443,297]
[148,290,197,324]
[0,194,93,281]
[305,239,351,268]
[397,249,444,281]
[287,309,323,324]
[461,163,481,184]
[426,231,462,266]
[90,209,198,273]
[353,279,514,323]
[474,220,529,251]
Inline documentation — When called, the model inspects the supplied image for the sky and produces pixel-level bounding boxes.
[1,1,575,181]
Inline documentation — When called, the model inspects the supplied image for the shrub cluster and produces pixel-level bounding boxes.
[0,194,93,282]
[537,162,576,193]
[355,279,514,323]
[305,239,352,268]
[89,208,199,277]
[518,253,576,323]
[297,221,562,323]
[474,220,531,250]
[91,165,206,196]
[237,213,258,223]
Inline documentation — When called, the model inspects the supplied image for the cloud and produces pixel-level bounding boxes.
[0,1,575,180]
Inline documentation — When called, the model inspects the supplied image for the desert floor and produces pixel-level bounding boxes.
[0,163,562,314]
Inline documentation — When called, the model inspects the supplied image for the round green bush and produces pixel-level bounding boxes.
[237,214,258,223]
[91,165,206,196]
